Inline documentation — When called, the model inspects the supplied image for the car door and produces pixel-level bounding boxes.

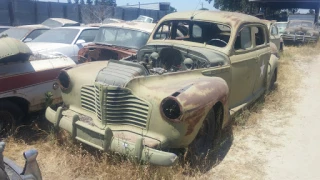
[73,29,99,62]
[252,25,270,95]
[269,24,280,51]
[229,26,257,109]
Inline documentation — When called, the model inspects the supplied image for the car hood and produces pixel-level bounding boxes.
[26,42,71,52]
[286,26,315,33]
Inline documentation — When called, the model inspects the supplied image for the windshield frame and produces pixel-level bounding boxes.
[94,27,151,50]
[152,20,232,49]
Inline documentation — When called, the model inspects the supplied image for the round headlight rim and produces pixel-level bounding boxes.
[160,96,183,123]
[57,70,71,91]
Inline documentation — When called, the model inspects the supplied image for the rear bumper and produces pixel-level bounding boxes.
[282,34,318,42]
[45,106,178,166]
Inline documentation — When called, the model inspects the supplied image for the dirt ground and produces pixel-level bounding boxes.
[2,44,320,180]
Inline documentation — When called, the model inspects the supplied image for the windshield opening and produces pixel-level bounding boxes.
[94,27,150,49]
[153,20,231,48]
[0,28,30,40]
[32,29,79,44]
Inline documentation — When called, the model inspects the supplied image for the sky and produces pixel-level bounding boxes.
[40,0,217,11]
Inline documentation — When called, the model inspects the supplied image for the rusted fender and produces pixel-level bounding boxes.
[166,77,229,136]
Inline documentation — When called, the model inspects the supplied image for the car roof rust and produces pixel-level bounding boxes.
[160,10,263,28]
[101,21,156,33]
[0,37,32,62]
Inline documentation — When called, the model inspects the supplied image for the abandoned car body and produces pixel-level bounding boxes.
[262,20,284,52]
[0,25,49,42]
[0,37,75,134]
[27,27,99,63]
[45,11,279,166]
[282,20,319,43]
[78,22,155,63]
[0,142,42,180]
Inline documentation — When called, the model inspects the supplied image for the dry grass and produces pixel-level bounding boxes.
[3,42,320,180]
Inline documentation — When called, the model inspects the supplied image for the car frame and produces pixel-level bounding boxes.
[45,11,279,166]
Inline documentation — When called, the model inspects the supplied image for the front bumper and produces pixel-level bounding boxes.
[282,34,318,43]
[45,106,178,166]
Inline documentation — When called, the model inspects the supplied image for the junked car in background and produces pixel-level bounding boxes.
[0,37,75,134]
[78,22,155,63]
[0,25,49,42]
[0,18,80,42]
[133,15,154,23]
[0,142,42,180]
[41,18,80,28]
[45,11,279,166]
[274,22,288,36]
[26,27,99,63]
[282,20,319,43]
[262,20,284,52]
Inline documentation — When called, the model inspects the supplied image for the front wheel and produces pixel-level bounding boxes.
[186,108,220,165]
[0,101,24,135]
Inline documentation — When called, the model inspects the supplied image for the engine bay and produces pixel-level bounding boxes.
[135,44,229,75]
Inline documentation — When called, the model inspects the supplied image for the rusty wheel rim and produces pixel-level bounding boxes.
[0,111,14,135]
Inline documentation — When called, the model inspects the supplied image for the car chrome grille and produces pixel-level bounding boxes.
[104,88,149,128]
[81,85,102,120]
[296,31,305,36]
[81,85,149,128]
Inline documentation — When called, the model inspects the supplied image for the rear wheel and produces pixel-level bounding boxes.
[0,101,24,135]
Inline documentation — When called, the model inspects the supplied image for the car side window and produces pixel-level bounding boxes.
[77,29,99,43]
[235,27,252,50]
[25,29,48,41]
[253,26,265,46]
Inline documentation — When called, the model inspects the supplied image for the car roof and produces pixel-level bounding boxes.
[101,21,156,33]
[16,24,50,29]
[55,26,99,30]
[160,10,263,28]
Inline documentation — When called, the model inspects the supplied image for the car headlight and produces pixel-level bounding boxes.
[58,70,71,90]
[160,97,182,123]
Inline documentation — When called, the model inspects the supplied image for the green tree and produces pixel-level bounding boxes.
[74,0,79,4]
[80,0,85,4]
[206,0,256,13]
[199,8,209,10]
[67,0,72,3]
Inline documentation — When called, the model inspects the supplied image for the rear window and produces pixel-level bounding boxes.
[153,20,231,48]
